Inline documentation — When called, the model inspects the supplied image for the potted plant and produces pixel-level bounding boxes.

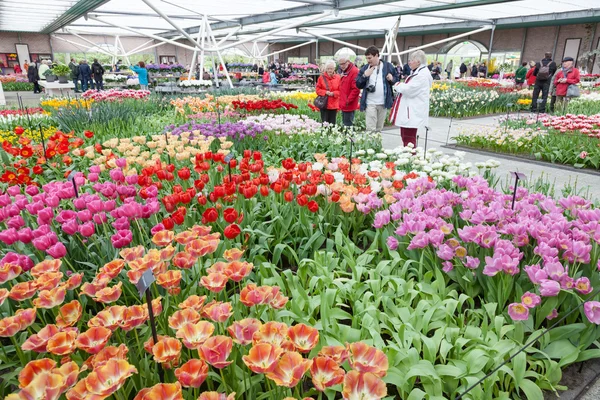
[43,68,57,82]
[51,64,71,84]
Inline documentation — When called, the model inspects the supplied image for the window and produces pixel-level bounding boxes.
[563,38,581,66]
[160,56,177,64]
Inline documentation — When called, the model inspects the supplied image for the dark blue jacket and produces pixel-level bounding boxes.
[402,63,411,78]
[355,61,399,111]
[78,64,92,80]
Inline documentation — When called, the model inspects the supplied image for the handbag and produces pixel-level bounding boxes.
[567,84,580,98]
[314,74,330,110]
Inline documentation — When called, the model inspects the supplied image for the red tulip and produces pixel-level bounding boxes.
[223,208,238,224]
[307,201,319,213]
[203,208,219,223]
[224,224,241,240]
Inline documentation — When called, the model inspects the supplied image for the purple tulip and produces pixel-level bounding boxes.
[386,236,399,251]
[539,279,561,297]
[584,301,600,324]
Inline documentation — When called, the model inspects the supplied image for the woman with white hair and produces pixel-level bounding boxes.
[390,50,433,147]
[315,59,341,125]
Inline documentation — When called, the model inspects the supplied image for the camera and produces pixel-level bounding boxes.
[366,85,376,93]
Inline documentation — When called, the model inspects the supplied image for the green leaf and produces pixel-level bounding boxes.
[519,379,544,400]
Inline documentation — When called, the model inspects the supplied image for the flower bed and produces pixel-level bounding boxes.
[81,89,151,102]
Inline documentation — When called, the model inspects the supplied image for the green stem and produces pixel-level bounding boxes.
[219,367,229,393]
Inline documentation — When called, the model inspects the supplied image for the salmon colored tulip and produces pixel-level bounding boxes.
[144,335,170,354]
[30,259,62,278]
[310,356,345,391]
[120,305,149,331]
[11,371,64,400]
[223,248,244,261]
[89,344,129,370]
[152,337,182,369]
[33,285,67,309]
[76,327,112,354]
[169,308,201,331]
[133,388,151,400]
[270,292,289,309]
[65,273,83,290]
[198,335,233,369]
[120,245,145,261]
[253,321,289,347]
[47,330,78,356]
[65,379,91,400]
[85,359,138,397]
[201,301,233,323]
[242,343,283,374]
[18,358,57,387]
[197,392,236,400]
[0,263,22,284]
[137,382,184,400]
[100,260,125,279]
[240,284,278,307]
[200,272,229,293]
[56,361,80,392]
[56,300,83,328]
[159,245,176,262]
[9,281,38,301]
[35,271,63,291]
[342,371,387,400]
[88,305,126,331]
[22,324,61,352]
[287,323,319,353]
[176,321,215,349]
[178,295,206,311]
[227,318,262,345]
[318,345,349,364]
[93,281,122,304]
[347,342,389,377]
[0,316,22,337]
[174,230,197,245]
[175,359,209,388]
[224,261,253,282]
[152,230,175,246]
[185,238,220,258]
[172,252,197,269]
[0,288,9,306]
[157,270,182,295]
[266,351,312,388]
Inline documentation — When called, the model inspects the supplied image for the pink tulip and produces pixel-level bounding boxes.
[508,303,529,321]
[89,165,101,174]
[125,175,139,185]
[386,236,398,251]
[44,195,60,208]
[7,215,25,230]
[7,186,20,196]
[77,210,92,223]
[524,264,547,284]
[465,256,480,269]
[0,228,19,245]
[47,242,67,259]
[521,292,541,308]
[88,172,99,182]
[584,301,600,324]
[93,212,108,224]
[25,186,39,196]
[151,223,165,235]
[112,217,130,231]
[62,219,79,235]
[115,158,127,168]
[539,280,561,297]
[109,169,125,183]
[79,222,95,237]
[18,228,33,244]
[111,229,133,248]
[574,277,592,295]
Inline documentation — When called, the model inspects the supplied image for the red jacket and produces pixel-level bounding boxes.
[339,63,360,112]
[316,73,341,110]
[554,68,580,97]
[526,68,536,86]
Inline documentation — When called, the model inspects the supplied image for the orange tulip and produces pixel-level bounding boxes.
[55,361,80,392]
[9,281,37,301]
[270,292,289,309]
[65,379,90,400]
[266,351,312,388]
[224,261,253,282]
[76,327,112,354]
[0,263,22,284]
[227,318,262,345]
[22,324,61,352]
[47,330,78,356]
[310,356,345,391]
[30,259,61,278]
[88,305,126,331]
[175,359,209,388]
[120,305,149,331]
[85,359,138,397]
[14,307,38,330]
[342,371,387,400]
[201,301,233,323]
[198,335,233,369]
[148,296,163,316]
[137,382,184,400]
[18,358,57,387]
[169,308,201,331]
[240,284,277,307]
[206,261,229,275]
[242,343,283,374]
[223,248,244,261]
[253,321,288,347]
[100,260,125,279]
[176,321,214,349]
[133,388,152,400]
[159,245,176,262]
[120,245,145,261]
[11,371,64,400]
[35,271,63,291]
[172,252,197,269]
[152,337,182,369]
[287,324,319,353]
[157,270,182,295]
[190,225,213,237]
[144,335,169,354]
[0,315,23,337]
[152,229,174,246]
[318,345,349,364]
[93,281,122,304]
[56,300,83,328]
[174,230,197,245]
[64,273,83,290]
[197,392,236,400]
[185,238,220,258]
[33,285,67,309]
[80,281,105,298]
[178,295,206,311]
[200,272,229,293]
[347,342,389,377]
[0,288,8,306]
[88,344,129,370]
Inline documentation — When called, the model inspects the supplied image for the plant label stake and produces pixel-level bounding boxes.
[136,269,164,383]
[510,172,526,210]
[505,103,513,135]
[224,153,234,182]
[67,171,79,198]
[445,117,453,146]
[535,99,543,123]
[37,123,47,155]
[423,126,430,159]
[164,130,171,165]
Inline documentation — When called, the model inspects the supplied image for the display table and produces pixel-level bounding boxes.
[38,81,75,96]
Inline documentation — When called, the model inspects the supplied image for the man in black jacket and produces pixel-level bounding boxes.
[459,62,467,78]
[530,52,557,113]
[92,59,105,91]
[69,58,80,93]
[27,61,41,94]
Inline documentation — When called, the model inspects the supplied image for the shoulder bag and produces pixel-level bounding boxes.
[314,74,330,110]
[567,84,580,98]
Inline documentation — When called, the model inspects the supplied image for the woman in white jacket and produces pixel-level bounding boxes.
[390,50,433,147]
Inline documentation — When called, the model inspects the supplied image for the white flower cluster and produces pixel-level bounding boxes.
[0,113,48,126]
[104,74,127,83]
[455,126,547,147]
[430,88,500,114]
[178,79,212,88]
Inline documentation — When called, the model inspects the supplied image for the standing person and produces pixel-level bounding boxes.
[27,61,41,94]
[13,64,22,74]
[402,62,411,79]
[530,52,557,113]
[355,46,399,133]
[471,63,479,77]
[78,60,92,91]
[515,62,528,89]
[269,70,278,85]
[431,62,441,80]
[390,50,433,147]
[453,63,461,80]
[548,69,560,113]
[445,60,453,80]
[478,62,487,78]
[92,59,105,91]
[69,58,80,93]
[553,57,580,112]
[130,61,149,90]
[38,60,49,80]
[338,56,360,127]
[316,60,341,125]
[459,62,467,78]
[525,61,536,87]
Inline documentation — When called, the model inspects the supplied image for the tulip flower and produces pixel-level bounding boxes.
[56,300,83,328]
[242,343,284,373]
[33,285,67,309]
[266,351,312,388]
[201,301,233,323]
[287,323,319,353]
[175,359,209,388]
[20,325,61,353]
[319,345,349,364]
[152,337,182,369]
[47,330,78,356]
[169,308,201,331]
[584,301,600,324]
[176,321,215,349]
[228,318,262,345]
[76,327,113,354]
[520,292,541,309]
[85,359,138,397]
[311,356,345,391]
[9,281,38,301]
[198,335,233,369]
[88,305,126,331]
[347,342,389,377]
[539,279,561,297]
[342,371,387,400]
[93,282,123,304]
[223,248,244,261]
[0,263,22,284]
[508,303,530,321]
[200,272,229,293]
[224,223,241,240]
[197,392,236,400]
[178,295,207,311]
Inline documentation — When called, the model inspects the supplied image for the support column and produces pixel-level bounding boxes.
[552,26,561,60]
[486,22,496,66]
[519,28,528,65]
[315,39,319,62]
